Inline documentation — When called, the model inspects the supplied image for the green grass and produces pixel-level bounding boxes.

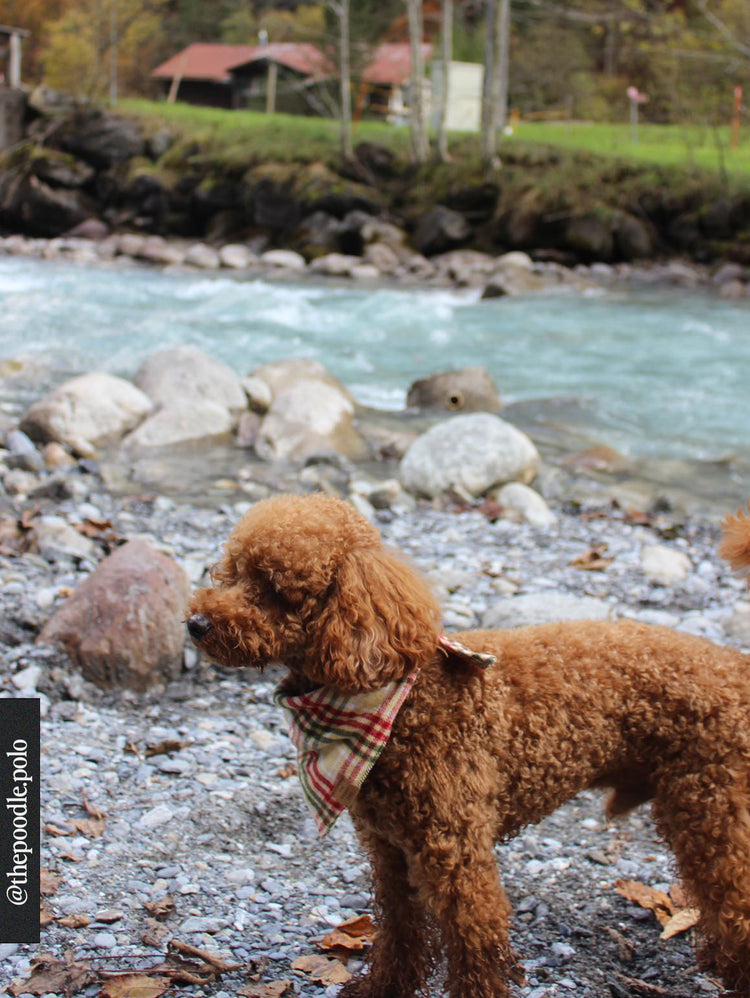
[120,98,413,167]
[508,120,750,177]
[120,99,750,185]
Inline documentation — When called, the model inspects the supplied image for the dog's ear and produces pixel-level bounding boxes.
[307,547,441,692]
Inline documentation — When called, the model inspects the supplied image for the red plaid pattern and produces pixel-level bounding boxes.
[275,669,419,836]
[274,636,495,837]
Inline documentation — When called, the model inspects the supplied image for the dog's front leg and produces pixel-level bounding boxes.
[409,829,521,998]
[339,829,433,998]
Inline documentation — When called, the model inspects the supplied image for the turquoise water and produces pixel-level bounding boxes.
[1,256,749,465]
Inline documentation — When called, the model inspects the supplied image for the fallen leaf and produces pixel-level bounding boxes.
[660,906,700,939]
[570,544,614,571]
[143,896,175,920]
[168,939,241,973]
[58,914,91,928]
[44,823,73,837]
[604,926,635,963]
[72,816,106,838]
[9,951,96,997]
[83,791,107,821]
[40,869,61,895]
[614,973,668,996]
[141,918,170,949]
[40,902,55,927]
[292,954,351,985]
[276,763,297,779]
[615,879,675,925]
[144,739,191,758]
[19,506,41,530]
[98,974,170,998]
[319,914,376,955]
[76,517,119,547]
[238,980,294,998]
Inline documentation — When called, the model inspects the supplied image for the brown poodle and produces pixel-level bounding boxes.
[187,493,750,998]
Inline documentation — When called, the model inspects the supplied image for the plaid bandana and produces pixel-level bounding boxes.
[274,637,496,836]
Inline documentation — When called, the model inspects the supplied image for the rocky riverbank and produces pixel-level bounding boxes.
[1,467,750,996]
[3,226,750,301]
[4,97,750,290]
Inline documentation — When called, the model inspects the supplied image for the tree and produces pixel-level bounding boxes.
[406,0,429,162]
[481,0,509,169]
[327,0,354,159]
[434,0,453,161]
[40,0,168,100]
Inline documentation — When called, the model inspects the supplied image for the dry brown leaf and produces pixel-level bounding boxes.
[319,914,376,954]
[143,896,175,920]
[238,980,294,998]
[76,517,118,546]
[570,544,614,571]
[141,918,171,949]
[72,816,107,838]
[660,906,700,939]
[40,902,56,927]
[58,913,91,929]
[19,506,41,530]
[44,822,73,837]
[9,951,96,997]
[292,954,352,985]
[98,974,171,998]
[615,879,675,925]
[144,739,191,758]
[167,939,241,974]
[668,882,690,908]
[276,762,297,779]
[604,926,635,963]
[40,868,61,895]
[614,973,668,996]
[83,791,107,821]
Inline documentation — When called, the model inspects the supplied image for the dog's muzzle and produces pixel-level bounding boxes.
[187,614,212,642]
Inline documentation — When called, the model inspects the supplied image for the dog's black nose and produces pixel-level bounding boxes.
[187,614,212,641]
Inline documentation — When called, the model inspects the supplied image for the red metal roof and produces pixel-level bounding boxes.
[233,43,332,79]
[363,43,433,86]
[151,41,433,87]
[151,42,332,83]
[151,44,256,83]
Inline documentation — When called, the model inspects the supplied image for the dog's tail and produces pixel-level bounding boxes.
[719,503,750,575]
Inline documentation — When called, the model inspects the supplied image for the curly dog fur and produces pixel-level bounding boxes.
[188,493,750,998]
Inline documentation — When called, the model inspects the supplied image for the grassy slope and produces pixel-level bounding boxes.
[117,100,750,261]
[121,98,750,179]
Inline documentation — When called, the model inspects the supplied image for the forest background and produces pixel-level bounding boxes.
[4,0,750,142]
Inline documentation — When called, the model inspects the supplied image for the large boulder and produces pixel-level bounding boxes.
[250,358,354,404]
[256,380,369,462]
[399,413,539,499]
[12,176,90,237]
[54,109,146,169]
[564,212,614,261]
[413,205,472,256]
[121,398,234,452]
[20,372,152,457]
[406,366,501,413]
[134,346,247,413]
[38,540,190,691]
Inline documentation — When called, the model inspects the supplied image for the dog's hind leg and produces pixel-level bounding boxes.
[340,831,434,998]
[652,765,750,996]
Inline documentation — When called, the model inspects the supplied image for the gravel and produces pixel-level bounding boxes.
[1,477,748,998]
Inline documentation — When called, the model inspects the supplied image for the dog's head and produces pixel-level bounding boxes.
[187,493,441,692]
